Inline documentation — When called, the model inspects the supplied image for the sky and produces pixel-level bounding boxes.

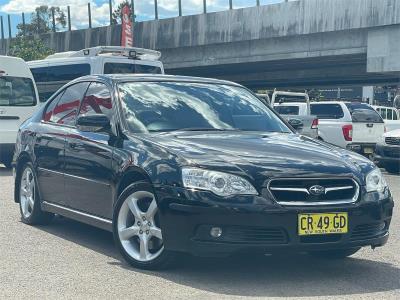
[0,0,286,37]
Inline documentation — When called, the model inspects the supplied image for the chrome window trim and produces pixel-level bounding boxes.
[267,178,360,206]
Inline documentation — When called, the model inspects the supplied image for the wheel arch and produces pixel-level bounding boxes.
[115,167,153,203]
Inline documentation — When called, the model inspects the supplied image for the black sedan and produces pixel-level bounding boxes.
[13,75,393,269]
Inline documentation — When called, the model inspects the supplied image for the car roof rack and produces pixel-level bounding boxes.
[46,46,161,61]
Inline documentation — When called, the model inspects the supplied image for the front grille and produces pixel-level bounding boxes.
[224,227,288,244]
[268,178,359,206]
[350,222,386,241]
[385,137,400,146]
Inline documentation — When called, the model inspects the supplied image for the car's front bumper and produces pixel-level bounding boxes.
[156,186,393,257]
[374,143,400,164]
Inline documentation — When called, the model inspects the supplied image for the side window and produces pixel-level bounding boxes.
[79,82,113,120]
[43,91,64,122]
[387,109,393,120]
[310,104,344,119]
[379,108,386,120]
[393,110,398,121]
[48,82,90,126]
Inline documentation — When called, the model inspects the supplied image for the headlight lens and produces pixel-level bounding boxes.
[366,168,387,193]
[182,168,258,197]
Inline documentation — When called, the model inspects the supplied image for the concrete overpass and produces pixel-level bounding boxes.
[1,0,399,89]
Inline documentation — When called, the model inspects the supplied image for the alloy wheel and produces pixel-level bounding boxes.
[117,190,164,262]
[20,167,35,219]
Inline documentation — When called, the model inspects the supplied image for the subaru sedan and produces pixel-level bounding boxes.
[13,75,393,269]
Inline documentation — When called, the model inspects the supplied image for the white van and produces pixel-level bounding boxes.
[0,56,40,168]
[372,105,400,132]
[28,46,165,103]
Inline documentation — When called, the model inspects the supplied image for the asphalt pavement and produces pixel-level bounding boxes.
[0,166,399,299]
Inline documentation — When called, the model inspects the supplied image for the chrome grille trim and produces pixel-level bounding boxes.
[267,178,360,206]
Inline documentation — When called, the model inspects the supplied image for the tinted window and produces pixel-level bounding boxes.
[119,82,290,133]
[274,105,300,115]
[46,82,89,126]
[345,103,383,123]
[310,104,344,119]
[393,110,398,120]
[43,91,64,122]
[0,76,36,106]
[387,109,393,120]
[31,64,90,103]
[79,82,112,119]
[104,63,161,74]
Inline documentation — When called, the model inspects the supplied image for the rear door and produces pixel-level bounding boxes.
[345,103,385,143]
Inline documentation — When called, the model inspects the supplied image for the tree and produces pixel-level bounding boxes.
[112,1,133,25]
[17,6,66,36]
[8,37,54,61]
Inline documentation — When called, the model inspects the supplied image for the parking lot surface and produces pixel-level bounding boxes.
[0,166,399,299]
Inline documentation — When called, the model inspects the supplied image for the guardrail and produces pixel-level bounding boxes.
[0,0,293,41]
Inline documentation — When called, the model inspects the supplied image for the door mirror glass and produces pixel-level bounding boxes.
[76,114,111,133]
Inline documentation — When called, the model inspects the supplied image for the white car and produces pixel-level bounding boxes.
[28,46,164,103]
[372,105,400,132]
[310,101,385,157]
[271,91,318,139]
[374,129,400,174]
[0,56,40,168]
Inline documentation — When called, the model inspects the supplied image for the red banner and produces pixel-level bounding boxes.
[121,5,133,47]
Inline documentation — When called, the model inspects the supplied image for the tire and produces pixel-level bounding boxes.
[384,164,400,174]
[308,247,361,259]
[18,162,54,225]
[113,181,176,270]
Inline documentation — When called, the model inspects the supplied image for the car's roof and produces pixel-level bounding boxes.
[72,74,242,87]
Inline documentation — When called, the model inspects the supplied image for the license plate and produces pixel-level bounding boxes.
[364,148,374,154]
[298,213,348,236]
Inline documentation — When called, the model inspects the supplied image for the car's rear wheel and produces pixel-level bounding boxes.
[113,182,176,269]
[308,247,361,259]
[19,163,54,225]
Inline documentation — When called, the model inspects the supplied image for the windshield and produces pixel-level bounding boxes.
[345,103,383,123]
[274,105,300,115]
[104,63,162,75]
[118,82,291,133]
[0,76,36,106]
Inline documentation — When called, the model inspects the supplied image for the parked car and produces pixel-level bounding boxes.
[0,55,40,168]
[310,101,385,157]
[374,129,400,174]
[372,105,400,132]
[28,46,164,103]
[271,91,318,139]
[13,75,393,269]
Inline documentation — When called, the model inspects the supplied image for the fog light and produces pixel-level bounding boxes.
[210,227,222,238]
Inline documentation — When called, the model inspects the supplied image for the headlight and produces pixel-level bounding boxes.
[182,167,258,197]
[366,168,387,193]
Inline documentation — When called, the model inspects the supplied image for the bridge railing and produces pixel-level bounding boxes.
[0,1,295,41]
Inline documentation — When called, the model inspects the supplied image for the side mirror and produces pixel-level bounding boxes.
[76,114,111,133]
[288,118,304,131]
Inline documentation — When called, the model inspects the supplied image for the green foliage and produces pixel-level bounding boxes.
[17,5,66,36]
[8,37,54,61]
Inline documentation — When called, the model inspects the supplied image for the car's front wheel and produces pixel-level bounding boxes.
[113,182,176,269]
[308,247,361,259]
[18,163,54,225]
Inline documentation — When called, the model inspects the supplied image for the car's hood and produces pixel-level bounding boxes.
[137,131,372,187]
